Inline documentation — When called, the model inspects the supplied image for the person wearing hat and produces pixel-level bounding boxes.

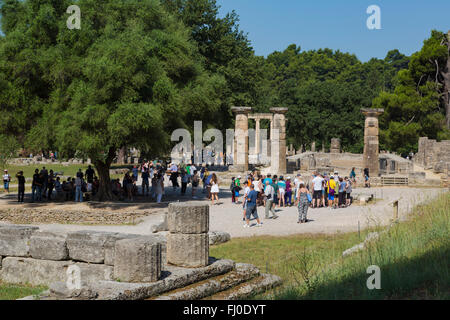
[3,169,11,194]
[15,171,25,202]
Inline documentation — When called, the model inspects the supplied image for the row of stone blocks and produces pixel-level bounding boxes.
[167,202,209,268]
[0,225,163,285]
[0,202,211,286]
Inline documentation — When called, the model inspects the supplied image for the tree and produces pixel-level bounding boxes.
[373,30,450,155]
[259,45,405,153]
[0,0,224,200]
[0,134,19,169]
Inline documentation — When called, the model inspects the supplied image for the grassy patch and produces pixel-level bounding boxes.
[0,281,46,300]
[210,192,450,300]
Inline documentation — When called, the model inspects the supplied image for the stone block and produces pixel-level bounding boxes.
[0,225,39,257]
[168,202,209,234]
[114,237,162,283]
[0,257,113,286]
[30,231,69,261]
[209,231,231,245]
[67,230,119,263]
[104,233,142,266]
[167,233,209,268]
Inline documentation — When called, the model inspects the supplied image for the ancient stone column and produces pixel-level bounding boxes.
[231,106,252,171]
[311,142,316,153]
[255,118,261,155]
[270,107,288,174]
[167,202,209,268]
[361,108,384,177]
[330,138,341,153]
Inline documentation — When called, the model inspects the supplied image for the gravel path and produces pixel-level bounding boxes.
[0,185,445,239]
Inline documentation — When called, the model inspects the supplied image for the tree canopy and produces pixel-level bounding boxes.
[373,30,450,155]
[0,0,448,200]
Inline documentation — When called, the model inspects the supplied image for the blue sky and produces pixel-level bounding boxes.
[216,0,450,61]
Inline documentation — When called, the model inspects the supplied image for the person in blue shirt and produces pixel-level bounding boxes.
[244,184,263,228]
[263,174,273,190]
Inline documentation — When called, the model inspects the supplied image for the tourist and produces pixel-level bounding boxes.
[323,174,329,207]
[132,165,139,182]
[311,172,324,208]
[271,176,279,211]
[364,167,370,188]
[124,173,134,201]
[47,170,55,200]
[296,183,311,223]
[155,173,164,203]
[85,165,95,184]
[16,171,25,202]
[350,167,356,187]
[327,176,337,209]
[205,171,212,199]
[264,180,278,219]
[338,177,346,207]
[230,177,236,203]
[242,181,250,224]
[40,166,49,198]
[169,163,179,191]
[55,176,63,200]
[345,176,352,206]
[293,174,303,202]
[202,166,209,193]
[141,168,150,195]
[191,170,199,198]
[285,177,292,206]
[76,168,83,179]
[210,173,219,205]
[70,178,76,200]
[263,174,272,189]
[181,169,188,195]
[31,169,42,202]
[277,176,286,207]
[234,175,241,203]
[244,184,263,228]
[75,175,83,202]
[3,169,11,193]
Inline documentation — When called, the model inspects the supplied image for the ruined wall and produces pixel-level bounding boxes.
[416,137,450,173]
[0,225,165,286]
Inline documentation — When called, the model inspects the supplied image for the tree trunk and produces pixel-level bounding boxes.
[117,146,126,164]
[93,147,118,201]
[94,161,116,201]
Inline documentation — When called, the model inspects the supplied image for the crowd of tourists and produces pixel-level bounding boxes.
[8,166,99,203]
[230,168,359,227]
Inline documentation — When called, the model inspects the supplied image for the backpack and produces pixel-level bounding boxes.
[328,181,335,196]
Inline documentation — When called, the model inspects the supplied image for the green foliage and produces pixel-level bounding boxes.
[0,134,19,168]
[373,30,450,155]
[257,45,408,152]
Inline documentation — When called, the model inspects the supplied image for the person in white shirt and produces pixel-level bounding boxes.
[293,173,304,202]
[264,180,278,219]
[3,170,11,193]
[311,172,324,208]
[242,181,250,224]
